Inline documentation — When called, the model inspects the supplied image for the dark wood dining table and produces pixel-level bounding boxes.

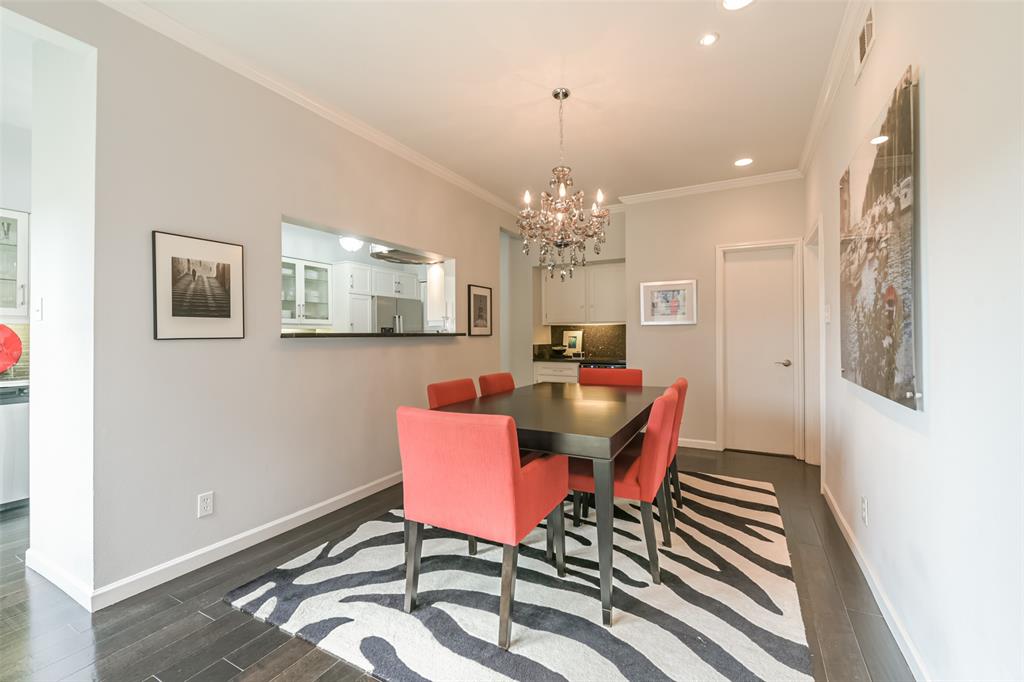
[436,381,667,625]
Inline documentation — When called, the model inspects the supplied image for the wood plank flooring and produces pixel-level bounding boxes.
[0,449,913,681]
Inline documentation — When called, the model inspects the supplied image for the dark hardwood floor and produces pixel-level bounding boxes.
[0,449,913,682]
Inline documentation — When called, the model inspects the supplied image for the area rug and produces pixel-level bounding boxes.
[225,473,812,681]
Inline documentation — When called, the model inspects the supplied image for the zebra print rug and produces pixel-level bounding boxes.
[225,473,812,681]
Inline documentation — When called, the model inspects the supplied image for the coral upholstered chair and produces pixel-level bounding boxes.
[478,372,516,397]
[426,378,477,409]
[396,407,568,649]
[666,378,689,507]
[578,367,643,387]
[568,387,678,583]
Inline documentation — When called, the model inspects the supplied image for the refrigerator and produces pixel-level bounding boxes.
[373,296,423,333]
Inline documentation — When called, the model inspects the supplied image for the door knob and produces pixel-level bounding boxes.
[775,359,792,367]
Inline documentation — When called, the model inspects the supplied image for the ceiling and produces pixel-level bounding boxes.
[141,0,845,207]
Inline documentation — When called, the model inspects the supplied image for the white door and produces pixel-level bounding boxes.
[348,294,372,332]
[723,245,798,456]
[587,262,625,323]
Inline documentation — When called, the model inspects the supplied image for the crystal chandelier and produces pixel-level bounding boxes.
[517,88,609,281]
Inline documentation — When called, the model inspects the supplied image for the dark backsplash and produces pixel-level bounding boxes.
[534,324,626,360]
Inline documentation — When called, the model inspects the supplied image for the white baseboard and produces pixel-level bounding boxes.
[88,470,403,612]
[679,438,723,451]
[822,485,929,681]
[24,548,94,611]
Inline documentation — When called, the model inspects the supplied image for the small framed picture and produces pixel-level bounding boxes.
[640,279,697,326]
[468,284,492,336]
[153,231,245,340]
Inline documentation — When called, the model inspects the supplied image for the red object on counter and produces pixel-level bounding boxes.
[0,325,23,374]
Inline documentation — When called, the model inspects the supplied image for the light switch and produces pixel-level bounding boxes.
[32,297,43,321]
[823,304,831,324]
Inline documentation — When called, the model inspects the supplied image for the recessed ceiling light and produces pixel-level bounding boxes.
[723,0,755,10]
[699,32,719,47]
[734,157,753,167]
[870,135,889,145]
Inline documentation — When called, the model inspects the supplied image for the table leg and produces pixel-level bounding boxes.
[592,458,614,625]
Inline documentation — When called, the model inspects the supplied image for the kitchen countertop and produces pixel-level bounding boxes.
[532,356,626,364]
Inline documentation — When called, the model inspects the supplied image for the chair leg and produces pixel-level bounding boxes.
[656,480,673,548]
[581,492,592,519]
[404,520,423,612]
[548,502,566,577]
[545,521,554,562]
[498,543,518,649]
[640,501,660,584]
[572,491,582,527]
[468,535,478,556]
[670,459,682,507]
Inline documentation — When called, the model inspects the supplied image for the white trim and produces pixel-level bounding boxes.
[822,485,930,682]
[607,203,628,214]
[96,1,517,217]
[86,470,402,612]
[678,438,722,451]
[618,170,803,206]
[716,238,805,459]
[798,1,870,173]
[24,548,94,611]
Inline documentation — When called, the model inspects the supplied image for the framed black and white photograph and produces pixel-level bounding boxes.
[640,279,697,326]
[468,284,492,336]
[153,231,244,340]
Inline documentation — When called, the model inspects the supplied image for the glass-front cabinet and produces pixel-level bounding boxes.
[281,257,332,326]
[0,209,29,318]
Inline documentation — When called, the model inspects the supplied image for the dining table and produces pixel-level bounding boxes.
[435,380,667,625]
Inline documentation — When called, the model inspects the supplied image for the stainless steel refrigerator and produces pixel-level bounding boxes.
[373,296,423,333]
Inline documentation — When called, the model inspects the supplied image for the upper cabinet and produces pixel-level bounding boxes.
[337,262,371,295]
[371,268,418,299]
[542,261,625,324]
[281,257,333,326]
[0,210,29,319]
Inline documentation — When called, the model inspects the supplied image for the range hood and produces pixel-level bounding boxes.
[370,248,443,265]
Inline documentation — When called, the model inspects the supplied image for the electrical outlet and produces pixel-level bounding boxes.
[197,491,214,518]
[860,496,868,525]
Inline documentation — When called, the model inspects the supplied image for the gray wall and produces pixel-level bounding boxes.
[624,179,806,444]
[804,2,1022,678]
[9,0,512,592]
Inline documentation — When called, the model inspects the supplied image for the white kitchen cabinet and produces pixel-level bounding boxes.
[281,257,333,325]
[347,293,373,332]
[0,210,29,319]
[336,261,371,295]
[371,268,418,299]
[541,262,625,324]
[533,361,579,384]
[587,262,627,323]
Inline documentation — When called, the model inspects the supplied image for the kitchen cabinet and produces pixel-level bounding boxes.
[541,261,625,324]
[339,293,373,333]
[533,361,579,384]
[0,210,29,319]
[586,262,627,323]
[281,257,333,325]
[336,261,371,295]
[372,269,418,299]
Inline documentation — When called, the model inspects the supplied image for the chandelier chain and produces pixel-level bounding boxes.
[558,97,565,165]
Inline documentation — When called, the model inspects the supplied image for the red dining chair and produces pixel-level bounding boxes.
[396,407,568,649]
[426,378,477,410]
[479,372,516,397]
[666,378,689,508]
[579,367,643,387]
[567,387,678,583]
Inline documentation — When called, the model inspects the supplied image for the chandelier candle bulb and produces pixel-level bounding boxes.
[523,190,531,204]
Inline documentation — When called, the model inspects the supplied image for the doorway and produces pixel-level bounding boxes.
[716,239,803,458]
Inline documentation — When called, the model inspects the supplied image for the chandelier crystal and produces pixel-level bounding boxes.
[517,88,609,281]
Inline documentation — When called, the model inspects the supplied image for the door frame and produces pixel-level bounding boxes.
[715,238,805,459]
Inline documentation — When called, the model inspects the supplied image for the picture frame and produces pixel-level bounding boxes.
[467,284,492,336]
[152,230,245,340]
[640,279,697,326]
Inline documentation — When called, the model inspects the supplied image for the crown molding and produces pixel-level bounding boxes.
[617,169,803,206]
[97,0,518,216]
[797,0,870,173]
[607,203,627,214]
